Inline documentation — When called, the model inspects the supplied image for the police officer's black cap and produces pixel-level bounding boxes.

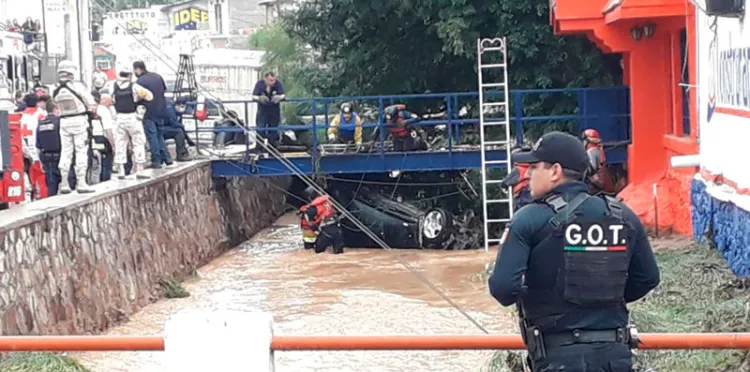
[512,131,590,173]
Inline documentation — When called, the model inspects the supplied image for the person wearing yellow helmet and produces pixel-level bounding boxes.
[327,102,363,145]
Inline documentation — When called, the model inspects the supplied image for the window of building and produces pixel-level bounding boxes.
[679,28,690,136]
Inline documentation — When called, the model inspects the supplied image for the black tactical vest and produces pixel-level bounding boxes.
[36,116,62,154]
[113,82,137,114]
[520,193,633,329]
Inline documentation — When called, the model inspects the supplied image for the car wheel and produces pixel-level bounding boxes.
[422,208,453,248]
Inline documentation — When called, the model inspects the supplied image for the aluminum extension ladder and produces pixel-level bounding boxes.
[476,37,514,253]
[173,54,198,102]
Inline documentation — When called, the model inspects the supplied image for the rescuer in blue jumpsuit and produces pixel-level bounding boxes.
[488,131,660,372]
[133,61,172,168]
[251,72,286,148]
[163,99,190,161]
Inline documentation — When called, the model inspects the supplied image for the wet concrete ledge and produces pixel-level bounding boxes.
[0,161,290,335]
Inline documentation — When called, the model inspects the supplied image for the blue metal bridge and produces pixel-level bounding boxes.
[196,87,630,177]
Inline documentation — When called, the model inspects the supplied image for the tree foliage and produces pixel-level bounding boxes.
[281,0,622,97]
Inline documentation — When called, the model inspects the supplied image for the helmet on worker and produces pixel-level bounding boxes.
[56,60,78,80]
[581,128,601,145]
[384,105,399,121]
[341,102,353,119]
[119,65,133,79]
[303,186,318,202]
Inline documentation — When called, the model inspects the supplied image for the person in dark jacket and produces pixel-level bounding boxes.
[133,60,172,168]
[163,99,190,161]
[35,101,75,196]
[251,72,285,148]
[488,131,660,372]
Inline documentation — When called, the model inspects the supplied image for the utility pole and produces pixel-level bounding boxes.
[40,0,49,53]
[77,0,93,84]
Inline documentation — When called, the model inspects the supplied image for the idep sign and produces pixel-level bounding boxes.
[173,7,209,31]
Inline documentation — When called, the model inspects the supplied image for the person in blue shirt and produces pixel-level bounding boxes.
[163,98,191,161]
[488,131,660,372]
[251,72,286,149]
[133,60,172,168]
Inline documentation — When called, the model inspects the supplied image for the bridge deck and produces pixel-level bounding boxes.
[188,87,631,177]
[208,144,627,177]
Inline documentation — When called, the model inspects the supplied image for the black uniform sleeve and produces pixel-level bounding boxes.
[488,205,545,306]
[622,206,661,302]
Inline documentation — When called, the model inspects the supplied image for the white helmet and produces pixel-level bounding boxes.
[57,60,79,77]
[119,65,132,75]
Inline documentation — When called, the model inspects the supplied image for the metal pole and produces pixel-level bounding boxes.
[76,0,84,81]
[40,0,49,53]
[2,333,750,351]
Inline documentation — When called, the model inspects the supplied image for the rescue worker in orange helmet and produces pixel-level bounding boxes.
[301,187,344,254]
[581,129,615,194]
[384,104,420,152]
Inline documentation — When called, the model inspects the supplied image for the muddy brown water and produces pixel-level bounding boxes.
[73,214,517,371]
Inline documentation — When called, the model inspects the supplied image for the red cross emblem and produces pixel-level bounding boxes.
[21,125,33,137]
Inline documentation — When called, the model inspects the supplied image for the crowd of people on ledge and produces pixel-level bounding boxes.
[14,60,194,202]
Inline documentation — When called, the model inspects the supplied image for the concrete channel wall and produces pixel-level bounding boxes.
[0,161,290,335]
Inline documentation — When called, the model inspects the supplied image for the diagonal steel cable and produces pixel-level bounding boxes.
[89,2,492,334]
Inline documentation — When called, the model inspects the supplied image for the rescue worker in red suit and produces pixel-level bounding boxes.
[581,129,615,194]
[384,104,420,152]
[300,188,344,254]
[20,94,48,200]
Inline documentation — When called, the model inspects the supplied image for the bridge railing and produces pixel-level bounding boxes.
[186,87,630,162]
[0,310,748,371]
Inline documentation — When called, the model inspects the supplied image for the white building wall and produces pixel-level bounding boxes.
[696,4,750,210]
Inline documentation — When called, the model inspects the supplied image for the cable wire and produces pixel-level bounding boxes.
[88,3,492,334]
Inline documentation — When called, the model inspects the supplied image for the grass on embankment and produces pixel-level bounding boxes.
[482,241,750,372]
[0,352,91,372]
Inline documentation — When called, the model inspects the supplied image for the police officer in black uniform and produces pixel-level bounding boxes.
[488,131,660,372]
[35,101,66,196]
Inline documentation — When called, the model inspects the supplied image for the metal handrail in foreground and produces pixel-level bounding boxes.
[1,333,750,352]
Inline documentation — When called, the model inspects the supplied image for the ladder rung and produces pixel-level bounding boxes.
[485,160,508,165]
[483,141,508,146]
[481,121,508,126]
[482,102,506,107]
[486,199,510,204]
[486,218,510,223]
[480,62,505,67]
[484,180,505,184]
[487,238,504,243]
[481,82,506,88]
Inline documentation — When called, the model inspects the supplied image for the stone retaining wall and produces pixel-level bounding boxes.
[0,162,290,335]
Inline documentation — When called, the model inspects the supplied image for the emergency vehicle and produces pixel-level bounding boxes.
[0,30,44,208]
[0,111,26,209]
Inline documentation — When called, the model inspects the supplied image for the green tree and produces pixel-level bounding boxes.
[282,0,619,96]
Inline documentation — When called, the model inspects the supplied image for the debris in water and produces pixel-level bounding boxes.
[159,276,190,299]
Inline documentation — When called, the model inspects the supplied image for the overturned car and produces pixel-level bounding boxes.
[307,182,482,250]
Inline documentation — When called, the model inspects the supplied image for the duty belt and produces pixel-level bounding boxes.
[541,328,632,349]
